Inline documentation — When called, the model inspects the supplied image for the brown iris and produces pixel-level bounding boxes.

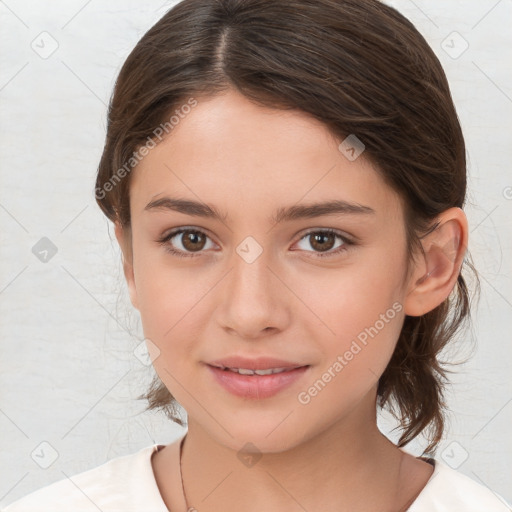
[308,232,335,252]
[181,230,207,252]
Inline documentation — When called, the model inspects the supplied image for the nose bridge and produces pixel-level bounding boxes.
[218,234,287,335]
[230,235,275,302]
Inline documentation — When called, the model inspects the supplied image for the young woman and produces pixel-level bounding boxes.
[3,0,510,511]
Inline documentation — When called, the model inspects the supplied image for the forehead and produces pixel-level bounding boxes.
[130,90,402,223]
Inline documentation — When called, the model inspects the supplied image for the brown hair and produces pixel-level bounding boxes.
[95,0,479,455]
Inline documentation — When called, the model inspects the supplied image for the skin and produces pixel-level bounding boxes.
[115,89,468,512]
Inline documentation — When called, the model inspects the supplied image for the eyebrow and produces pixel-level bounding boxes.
[144,196,375,224]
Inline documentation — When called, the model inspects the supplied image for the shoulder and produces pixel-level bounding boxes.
[409,459,511,512]
[1,444,168,512]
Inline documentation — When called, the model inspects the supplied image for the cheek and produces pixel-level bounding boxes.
[300,244,405,329]
[134,264,209,401]
[312,289,403,384]
[297,252,406,392]
[132,252,219,388]
[132,235,207,328]
[296,300,404,419]
[135,266,212,341]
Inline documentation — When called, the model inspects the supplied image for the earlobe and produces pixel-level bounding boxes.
[114,222,139,310]
[403,208,468,317]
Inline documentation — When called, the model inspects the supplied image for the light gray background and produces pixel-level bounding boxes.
[1,0,511,507]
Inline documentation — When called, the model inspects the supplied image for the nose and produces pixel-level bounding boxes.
[215,241,291,339]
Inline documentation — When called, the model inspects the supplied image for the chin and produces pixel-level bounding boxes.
[196,413,311,455]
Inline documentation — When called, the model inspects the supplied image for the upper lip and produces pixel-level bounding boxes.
[207,356,308,371]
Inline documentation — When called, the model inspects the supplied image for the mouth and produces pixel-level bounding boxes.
[205,362,310,399]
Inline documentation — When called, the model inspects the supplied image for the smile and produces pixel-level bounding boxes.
[206,364,310,399]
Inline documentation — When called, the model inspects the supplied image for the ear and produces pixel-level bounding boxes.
[403,207,468,317]
[114,222,139,310]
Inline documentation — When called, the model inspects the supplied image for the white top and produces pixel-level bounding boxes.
[2,442,510,512]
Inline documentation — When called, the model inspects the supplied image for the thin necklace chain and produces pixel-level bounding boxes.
[179,437,191,511]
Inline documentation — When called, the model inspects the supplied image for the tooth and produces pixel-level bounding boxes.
[236,368,255,375]
[254,369,271,375]
[254,368,280,375]
[225,367,294,375]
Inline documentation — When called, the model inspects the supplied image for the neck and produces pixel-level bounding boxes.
[179,392,409,512]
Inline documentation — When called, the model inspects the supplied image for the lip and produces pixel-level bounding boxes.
[205,360,310,399]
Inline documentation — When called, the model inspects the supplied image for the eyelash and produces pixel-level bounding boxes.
[156,227,355,259]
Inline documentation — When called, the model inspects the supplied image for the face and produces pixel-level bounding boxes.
[120,89,415,452]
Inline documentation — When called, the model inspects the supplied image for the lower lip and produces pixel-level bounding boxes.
[206,364,310,399]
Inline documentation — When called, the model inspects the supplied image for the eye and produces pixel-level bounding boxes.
[157,228,215,258]
[157,227,355,259]
[293,229,354,258]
